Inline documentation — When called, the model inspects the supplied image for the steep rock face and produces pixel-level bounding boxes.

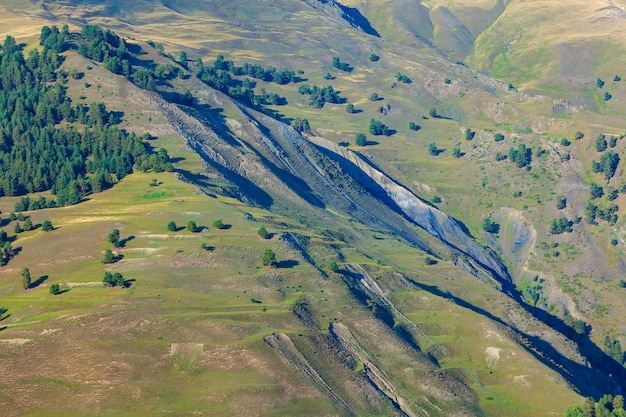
[305,134,511,283]
[301,0,381,36]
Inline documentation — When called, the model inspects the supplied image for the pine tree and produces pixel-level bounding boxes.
[21,267,31,289]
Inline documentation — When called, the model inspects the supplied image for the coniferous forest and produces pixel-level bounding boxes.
[0,27,171,206]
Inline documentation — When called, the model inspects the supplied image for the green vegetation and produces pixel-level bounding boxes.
[0,9,624,416]
[297,84,344,108]
[355,133,367,146]
[409,121,420,131]
[102,271,126,287]
[592,151,620,180]
[509,144,532,168]
[550,217,573,234]
[292,117,310,133]
[21,267,31,289]
[108,229,120,247]
[261,248,277,267]
[395,72,411,84]
[101,249,115,264]
[42,220,53,231]
[49,283,61,295]
[187,220,198,232]
[257,226,270,239]
[369,119,389,136]
[332,56,352,72]
[482,218,500,234]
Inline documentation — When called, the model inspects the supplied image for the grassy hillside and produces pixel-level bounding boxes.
[1,1,626,415]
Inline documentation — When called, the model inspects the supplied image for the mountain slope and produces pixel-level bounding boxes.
[1,1,626,416]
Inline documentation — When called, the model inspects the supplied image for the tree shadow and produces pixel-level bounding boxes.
[55,288,71,295]
[0,307,9,321]
[118,235,135,248]
[215,224,231,230]
[365,141,380,146]
[122,279,136,288]
[201,244,215,251]
[384,129,397,136]
[29,275,48,289]
[276,260,299,269]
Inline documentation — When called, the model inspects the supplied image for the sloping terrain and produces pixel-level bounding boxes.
[0,1,626,416]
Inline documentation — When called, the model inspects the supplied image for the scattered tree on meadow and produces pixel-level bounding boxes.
[108,229,120,247]
[329,261,339,273]
[167,221,177,232]
[369,119,389,136]
[355,133,367,146]
[596,134,608,152]
[21,268,31,289]
[42,220,53,232]
[187,220,198,233]
[213,219,225,229]
[23,218,33,231]
[332,56,352,72]
[103,271,126,287]
[258,226,270,239]
[102,249,115,264]
[49,283,61,295]
[262,248,277,267]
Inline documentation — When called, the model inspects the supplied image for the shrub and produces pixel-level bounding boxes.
[102,249,115,264]
[50,283,61,295]
[409,122,420,131]
[258,226,270,239]
[346,103,354,113]
[494,133,505,142]
[262,249,277,267]
[369,53,380,62]
[42,220,53,232]
[369,119,389,136]
[482,218,500,234]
